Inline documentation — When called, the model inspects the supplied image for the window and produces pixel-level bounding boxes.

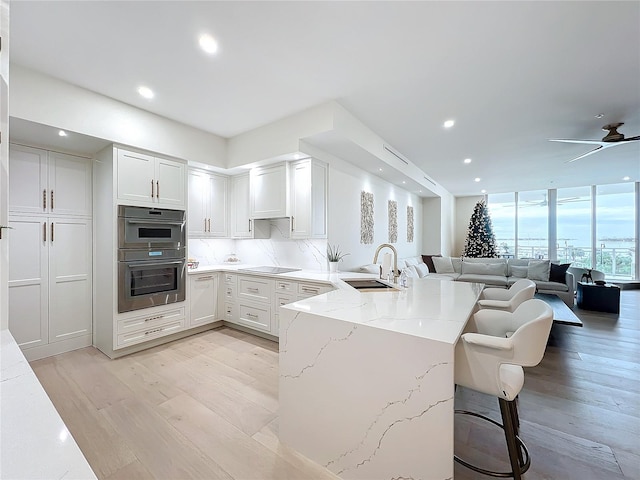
[487,193,515,257]
[517,190,549,259]
[596,183,635,279]
[557,186,591,268]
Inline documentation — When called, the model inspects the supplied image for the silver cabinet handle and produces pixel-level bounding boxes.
[43,189,47,210]
[144,315,163,322]
[247,287,259,292]
[51,190,54,210]
[156,180,160,199]
[204,218,207,232]
[43,222,47,242]
[302,287,318,294]
[249,219,252,232]
[291,216,294,231]
[246,312,258,319]
[151,179,155,198]
[196,276,213,281]
[51,222,54,242]
[207,218,211,232]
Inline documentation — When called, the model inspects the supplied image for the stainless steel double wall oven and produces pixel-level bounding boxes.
[118,205,186,313]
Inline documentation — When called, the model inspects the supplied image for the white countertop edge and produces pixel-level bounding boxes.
[1,329,97,480]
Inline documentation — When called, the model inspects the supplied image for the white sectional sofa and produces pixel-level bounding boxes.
[362,255,575,307]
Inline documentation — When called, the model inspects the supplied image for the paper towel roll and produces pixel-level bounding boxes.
[381,253,392,280]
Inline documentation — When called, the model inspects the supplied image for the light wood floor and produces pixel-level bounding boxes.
[31,291,640,480]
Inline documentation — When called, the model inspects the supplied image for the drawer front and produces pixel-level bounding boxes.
[238,303,271,332]
[298,282,332,298]
[224,302,238,322]
[116,317,185,349]
[224,284,237,301]
[275,292,297,314]
[275,280,296,294]
[224,273,237,286]
[238,276,274,303]
[117,307,185,334]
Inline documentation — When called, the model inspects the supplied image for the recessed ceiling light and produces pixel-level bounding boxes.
[463,158,472,164]
[474,177,481,182]
[481,189,487,194]
[199,34,219,55]
[137,86,154,99]
[419,190,423,193]
[402,181,406,184]
[379,168,383,172]
[623,176,630,181]
[443,119,455,128]
[58,130,67,137]
[595,113,604,119]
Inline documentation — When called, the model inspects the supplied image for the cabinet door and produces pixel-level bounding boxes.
[7,216,48,349]
[8,144,48,215]
[117,149,155,204]
[311,161,328,238]
[48,151,92,217]
[207,173,228,237]
[250,163,289,219]
[189,273,218,326]
[155,157,186,208]
[188,169,208,237]
[231,173,251,238]
[290,160,312,238]
[48,218,92,343]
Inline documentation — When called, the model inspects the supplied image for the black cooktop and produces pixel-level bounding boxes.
[238,266,302,274]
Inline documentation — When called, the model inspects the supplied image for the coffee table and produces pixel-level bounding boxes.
[534,293,582,326]
[576,282,620,314]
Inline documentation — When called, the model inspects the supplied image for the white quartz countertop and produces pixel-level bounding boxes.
[283,278,484,345]
[1,329,97,480]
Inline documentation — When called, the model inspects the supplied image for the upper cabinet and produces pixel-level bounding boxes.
[290,158,328,239]
[9,144,92,217]
[188,168,228,238]
[250,162,290,219]
[116,148,186,209]
[231,173,269,239]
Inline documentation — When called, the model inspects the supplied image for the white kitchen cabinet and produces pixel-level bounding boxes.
[117,148,186,209]
[115,306,186,349]
[8,215,92,353]
[290,158,328,239]
[231,173,269,239]
[188,168,228,238]
[250,162,290,219]
[188,272,219,327]
[9,144,92,217]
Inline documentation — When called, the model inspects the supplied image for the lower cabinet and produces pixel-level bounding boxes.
[188,272,219,327]
[116,307,186,349]
[238,302,272,333]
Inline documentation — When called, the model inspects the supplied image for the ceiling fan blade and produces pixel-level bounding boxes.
[564,145,604,163]
[549,139,607,146]
[620,135,640,142]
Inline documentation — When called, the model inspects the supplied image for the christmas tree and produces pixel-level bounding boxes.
[463,201,499,258]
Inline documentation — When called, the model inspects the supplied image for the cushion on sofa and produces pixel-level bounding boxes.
[452,257,463,273]
[510,265,528,278]
[507,258,529,276]
[422,254,442,273]
[404,257,420,267]
[433,256,455,273]
[461,261,507,276]
[550,263,571,283]
[463,257,506,264]
[403,265,418,278]
[415,263,429,277]
[359,264,381,274]
[528,260,550,281]
[535,280,569,292]
[458,274,508,287]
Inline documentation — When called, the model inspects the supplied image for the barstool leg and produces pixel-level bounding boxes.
[499,398,522,480]
[509,399,525,468]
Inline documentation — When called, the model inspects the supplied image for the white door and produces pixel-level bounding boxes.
[189,274,218,326]
[207,174,228,237]
[8,144,48,215]
[291,160,312,238]
[188,170,208,236]
[232,173,251,238]
[48,217,92,343]
[155,158,185,207]
[116,149,155,204]
[48,151,92,217]
[7,215,48,349]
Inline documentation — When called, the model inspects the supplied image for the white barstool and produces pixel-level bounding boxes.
[454,298,554,479]
[478,279,536,312]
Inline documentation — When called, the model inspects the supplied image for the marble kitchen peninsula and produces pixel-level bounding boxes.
[279,279,483,480]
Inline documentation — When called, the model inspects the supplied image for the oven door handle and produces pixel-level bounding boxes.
[126,260,185,268]
[125,220,185,226]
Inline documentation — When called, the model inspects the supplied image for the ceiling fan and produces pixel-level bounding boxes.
[523,193,583,208]
[550,122,640,163]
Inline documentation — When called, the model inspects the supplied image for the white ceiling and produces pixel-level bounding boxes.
[9,1,640,196]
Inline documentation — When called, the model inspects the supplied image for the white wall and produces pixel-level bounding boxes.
[422,197,441,255]
[9,65,227,166]
[0,0,9,330]
[454,195,484,256]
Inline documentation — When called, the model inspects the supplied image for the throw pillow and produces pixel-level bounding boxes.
[359,264,380,274]
[415,263,429,277]
[422,254,441,273]
[403,265,419,278]
[549,263,571,283]
[405,257,420,267]
[527,260,550,281]
[432,256,455,274]
[452,257,463,273]
[510,265,528,278]
[461,262,506,276]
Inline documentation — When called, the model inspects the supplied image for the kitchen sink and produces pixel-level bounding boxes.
[344,279,399,291]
